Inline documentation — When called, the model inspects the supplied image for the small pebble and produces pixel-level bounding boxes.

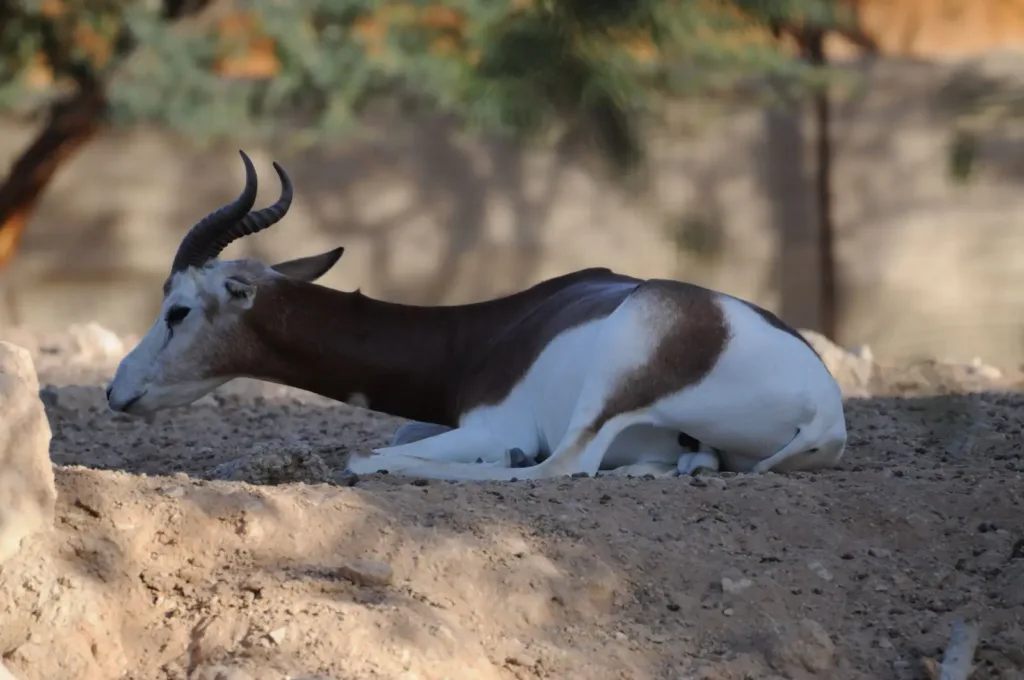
[338,559,394,587]
[267,626,288,645]
[721,576,753,595]
[808,561,834,582]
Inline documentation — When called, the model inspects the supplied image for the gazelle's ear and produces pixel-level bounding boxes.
[270,247,345,282]
[224,276,256,308]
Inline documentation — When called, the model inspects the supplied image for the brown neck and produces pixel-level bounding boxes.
[241,279,465,425]
[230,266,641,426]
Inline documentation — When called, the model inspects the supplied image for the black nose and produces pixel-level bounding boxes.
[109,392,144,413]
[105,385,112,401]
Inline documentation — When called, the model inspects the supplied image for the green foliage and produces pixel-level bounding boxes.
[0,0,861,169]
[948,129,977,184]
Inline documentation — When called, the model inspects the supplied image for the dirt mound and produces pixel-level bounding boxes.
[1,327,1023,680]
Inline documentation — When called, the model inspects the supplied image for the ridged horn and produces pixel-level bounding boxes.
[197,159,293,262]
[170,149,259,273]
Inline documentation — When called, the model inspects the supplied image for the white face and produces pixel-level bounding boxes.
[105,262,259,415]
[105,248,344,416]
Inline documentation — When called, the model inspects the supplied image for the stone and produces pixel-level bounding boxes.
[968,356,1003,380]
[338,558,394,587]
[210,443,332,486]
[807,561,834,582]
[766,618,836,674]
[266,627,288,645]
[0,342,56,565]
[721,575,753,595]
[189,665,255,680]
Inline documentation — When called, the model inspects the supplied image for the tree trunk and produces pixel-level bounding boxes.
[768,6,877,342]
[803,30,838,342]
[0,87,106,270]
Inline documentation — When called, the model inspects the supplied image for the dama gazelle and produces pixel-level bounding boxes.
[106,150,848,481]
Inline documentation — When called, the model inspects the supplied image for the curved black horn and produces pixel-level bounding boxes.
[170,150,259,273]
[195,160,294,262]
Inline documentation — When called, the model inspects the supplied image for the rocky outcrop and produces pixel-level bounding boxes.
[800,330,876,398]
[0,342,55,566]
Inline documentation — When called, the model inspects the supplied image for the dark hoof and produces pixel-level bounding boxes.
[508,448,537,468]
[334,470,360,487]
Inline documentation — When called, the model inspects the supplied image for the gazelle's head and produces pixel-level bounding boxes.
[106,150,344,415]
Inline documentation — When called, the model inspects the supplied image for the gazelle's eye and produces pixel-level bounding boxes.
[165,305,190,327]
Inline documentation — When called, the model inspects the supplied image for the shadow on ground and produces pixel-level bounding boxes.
[1,373,1017,680]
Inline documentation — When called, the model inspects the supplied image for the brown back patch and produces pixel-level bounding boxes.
[458,269,643,412]
[589,281,731,432]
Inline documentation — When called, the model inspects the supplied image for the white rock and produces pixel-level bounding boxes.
[807,561,834,582]
[798,329,875,397]
[968,356,1003,380]
[0,342,56,565]
[855,344,874,362]
[721,576,753,594]
[267,626,288,645]
[67,322,124,362]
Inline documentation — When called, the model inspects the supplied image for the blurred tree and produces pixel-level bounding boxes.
[0,0,875,337]
[0,0,218,268]
[748,0,879,340]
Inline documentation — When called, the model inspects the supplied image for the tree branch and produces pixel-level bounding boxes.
[34,14,100,91]
[0,0,217,271]
[0,85,106,269]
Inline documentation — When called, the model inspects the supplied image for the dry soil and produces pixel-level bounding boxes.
[1,327,1023,680]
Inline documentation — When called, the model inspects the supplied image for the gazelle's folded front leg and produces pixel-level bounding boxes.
[346,425,520,475]
[390,421,453,447]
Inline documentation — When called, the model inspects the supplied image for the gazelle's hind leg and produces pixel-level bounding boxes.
[677,448,721,475]
[649,382,844,474]
[600,428,699,477]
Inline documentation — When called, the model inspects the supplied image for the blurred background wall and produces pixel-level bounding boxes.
[4,0,1024,366]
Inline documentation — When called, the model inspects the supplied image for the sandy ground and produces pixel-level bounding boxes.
[2,326,1024,680]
